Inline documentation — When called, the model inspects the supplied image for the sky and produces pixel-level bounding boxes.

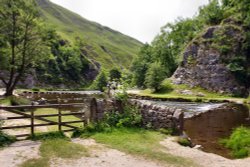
[50,0,209,43]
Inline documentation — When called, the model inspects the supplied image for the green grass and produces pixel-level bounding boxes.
[138,79,246,103]
[21,132,89,167]
[36,0,142,69]
[21,139,89,167]
[0,97,11,105]
[220,127,250,158]
[87,128,196,167]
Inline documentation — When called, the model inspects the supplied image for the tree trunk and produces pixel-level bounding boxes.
[4,86,14,96]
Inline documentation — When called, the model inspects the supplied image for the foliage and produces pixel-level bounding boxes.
[159,128,173,135]
[0,114,16,148]
[131,17,203,89]
[198,0,224,25]
[72,104,142,138]
[0,131,16,147]
[114,91,129,102]
[145,62,166,92]
[131,0,250,94]
[92,71,108,92]
[220,126,250,158]
[109,68,121,81]
[36,0,142,69]
[103,105,142,128]
[28,131,68,141]
[0,0,48,96]
[177,137,192,147]
[9,96,31,106]
[32,88,40,92]
[131,44,152,88]
[36,31,91,86]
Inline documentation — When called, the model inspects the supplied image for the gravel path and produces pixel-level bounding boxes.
[1,137,250,167]
[0,140,41,167]
[160,137,250,167]
[51,139,165,167]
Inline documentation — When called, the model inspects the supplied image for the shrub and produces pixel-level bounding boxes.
[145,62,166,92]
[103,105,142,128]
[114,91,129,102]
[0,131,16,147]
[72,105,142,138]
[159,128,173,135]
[32,88,40,92]
[177,137,192,147]
[28,131,68,141]
[10,96,31,106]
[92,71,108,92]
[221,126,250,158]
[159,79,174,93]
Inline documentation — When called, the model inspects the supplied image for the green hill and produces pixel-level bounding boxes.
[36,0,143,69]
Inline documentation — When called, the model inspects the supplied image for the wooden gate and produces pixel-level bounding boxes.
[0,103,89,138]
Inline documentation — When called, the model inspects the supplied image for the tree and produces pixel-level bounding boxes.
[198,0,224,25]
[94,71,108,92]
[0,0,47,96]
[109,68,121,81]
[131,44,153,88]
[144,62,166,92]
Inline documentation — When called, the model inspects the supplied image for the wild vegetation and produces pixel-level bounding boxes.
[0,0,142,94]
[0,0,48,96]
[131,0,250,96]
[36,0,142,69]
[221,127,250,158]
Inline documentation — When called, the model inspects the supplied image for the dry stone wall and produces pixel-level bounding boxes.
[91,98,184,134]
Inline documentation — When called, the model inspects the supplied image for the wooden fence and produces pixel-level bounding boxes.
[0,103,89,138]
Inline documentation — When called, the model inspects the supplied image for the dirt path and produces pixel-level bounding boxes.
[0,139,165,167]
[0,140,41,167]
[160,137,250,167]
[1,137,250,167]
[51,138,165,167]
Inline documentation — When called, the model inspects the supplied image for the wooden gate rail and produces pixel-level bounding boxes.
[0,103,88,138]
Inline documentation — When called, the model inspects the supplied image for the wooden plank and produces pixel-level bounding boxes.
[6,109,77,129]
[62,120,83,124]
[62,129,75,132]
[2,125,31,129]
[2,122,58,129]
[6,116,30,120]
[0,103,85,110]
[15,134,30,137]
[35,112,84,118]
[5,112,84,120]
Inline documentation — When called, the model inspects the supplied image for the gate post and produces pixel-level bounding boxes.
[31,110,34,136]
[58,107,62,131]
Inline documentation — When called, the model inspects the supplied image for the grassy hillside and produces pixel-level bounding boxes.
[36,0,143,69]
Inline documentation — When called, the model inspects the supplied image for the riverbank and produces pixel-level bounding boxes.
[129,90,248,104]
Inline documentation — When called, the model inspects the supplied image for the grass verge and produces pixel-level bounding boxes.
[21,132,89,167]
[80,127,196,167]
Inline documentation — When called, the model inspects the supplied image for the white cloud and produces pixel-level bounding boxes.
[50,0,209,43]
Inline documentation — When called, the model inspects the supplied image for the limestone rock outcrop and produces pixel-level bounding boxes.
[172,22,249,96]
